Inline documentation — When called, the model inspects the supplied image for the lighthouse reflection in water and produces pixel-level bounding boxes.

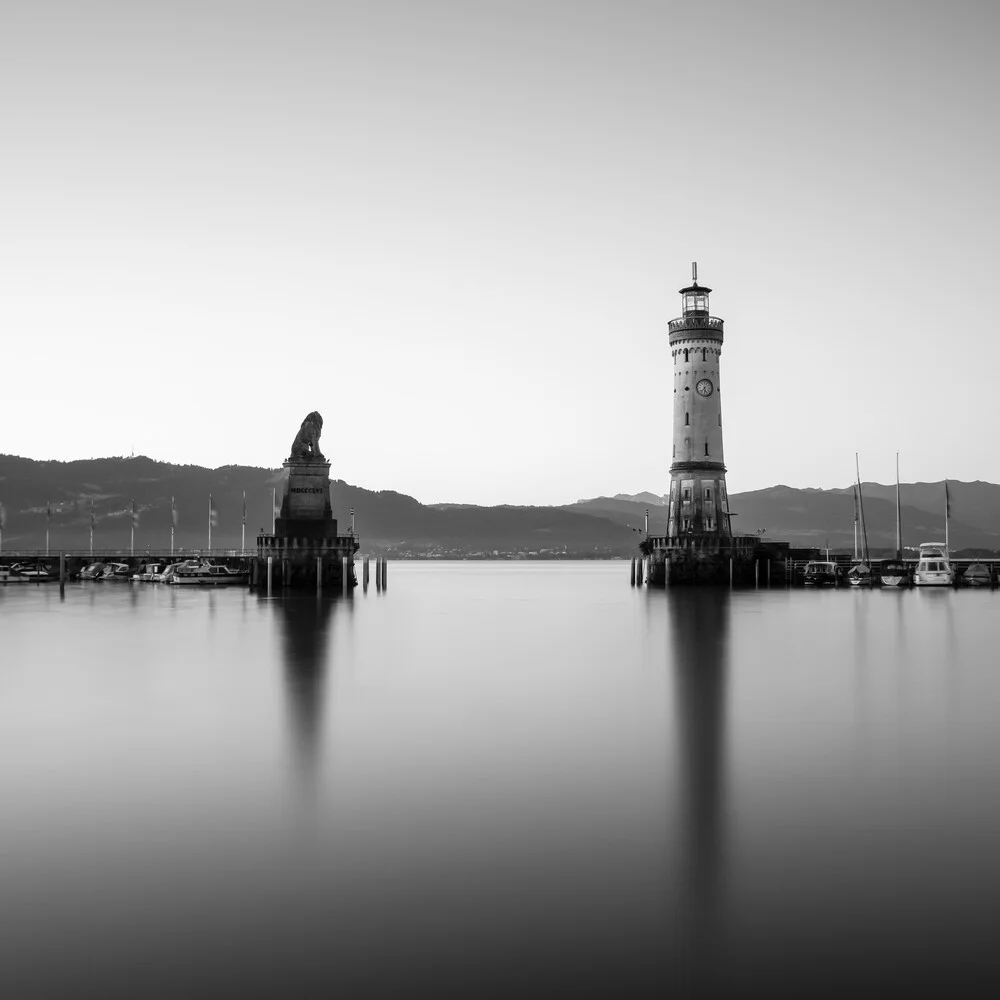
[2,565,1000,995]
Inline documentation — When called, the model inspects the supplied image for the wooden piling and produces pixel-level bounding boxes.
[755,560,759,589]
[267,556,273,596]
[767,560,772,587]
[630,557,636,586]
[636,558,644,586]
[381,557,387,590]
[317,556,323,593]
[729,557,734,588]
[363,556,370,591]
[342,557,349,594]
[376,557,382,591]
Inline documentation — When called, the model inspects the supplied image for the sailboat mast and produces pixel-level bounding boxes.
[853,483,859,561]
[945,478,950,554]
[855,453,871,571]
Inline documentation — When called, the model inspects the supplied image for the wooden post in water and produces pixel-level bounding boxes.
[630,557,636,586]
[381,557,387,590]
[729,557,734,588]
[317,556,323,593]
[636,558,644,586]
[767,559,771,587]
[375,557,382,592]
[59,552,66,595]
[282,558,289,589]
[755,560,759,589]
[267,556,273,597]
[342,557,349,595]
[363,556,370,591]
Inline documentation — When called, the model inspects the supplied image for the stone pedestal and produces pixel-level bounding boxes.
[256,458,358,590]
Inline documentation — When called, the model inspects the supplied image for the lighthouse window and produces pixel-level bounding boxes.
[702,349,707,361]
[683,488,691,501]
[685,412,689,425]
[706,488,712,501]
[684,349,689,362]
[704,442,709,456]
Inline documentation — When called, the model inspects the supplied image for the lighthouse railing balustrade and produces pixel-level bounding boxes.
[668,316,725,333]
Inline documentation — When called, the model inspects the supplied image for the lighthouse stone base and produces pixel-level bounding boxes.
[645,534,763,586]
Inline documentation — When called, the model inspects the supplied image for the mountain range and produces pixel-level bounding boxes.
[1,454,996,556]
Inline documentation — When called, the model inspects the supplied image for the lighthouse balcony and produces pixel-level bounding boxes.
[668,316,724,334]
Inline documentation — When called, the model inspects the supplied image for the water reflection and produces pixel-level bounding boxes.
[274,595,336,793]
[668,588,730,995]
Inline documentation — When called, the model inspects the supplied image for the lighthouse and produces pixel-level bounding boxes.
[666,264,731,541]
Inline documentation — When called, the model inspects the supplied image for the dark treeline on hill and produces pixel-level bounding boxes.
[2,455,999,556]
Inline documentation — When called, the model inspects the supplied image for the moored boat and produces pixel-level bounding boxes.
[79,561,107,580]
[962,562,992,587]
[9,562,52,580]
[803,561,840,587]
[132,562,164,582]
[847,562,874,587]
[168,561,248,586]
[100,562,133,581]
[879,559,911,588]
[913,543,954,587]
[0,564,34,584]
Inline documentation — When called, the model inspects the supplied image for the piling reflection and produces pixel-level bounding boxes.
[274,596,336,793]
[667,588,730,994]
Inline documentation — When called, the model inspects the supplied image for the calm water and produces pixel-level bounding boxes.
[2,563,1000,997]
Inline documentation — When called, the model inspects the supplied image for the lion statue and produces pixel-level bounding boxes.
[289,411,326,461]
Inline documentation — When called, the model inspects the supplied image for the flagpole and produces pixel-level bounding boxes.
[208,494,212,552]
[171,495,176,556]
[895,453,902,561]
[241,489,246,555]
[272,487,276,534]
[46,501,50,556]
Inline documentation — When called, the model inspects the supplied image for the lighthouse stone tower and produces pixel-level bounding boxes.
[666,264,731,541]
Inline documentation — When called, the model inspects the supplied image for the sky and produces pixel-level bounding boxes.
[2,0,997,505]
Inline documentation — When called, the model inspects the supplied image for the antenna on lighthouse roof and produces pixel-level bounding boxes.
[692,261,698,283]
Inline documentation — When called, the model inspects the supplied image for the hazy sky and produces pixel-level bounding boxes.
[2,1,997,504]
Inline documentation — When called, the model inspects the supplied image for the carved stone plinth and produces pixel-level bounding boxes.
[275,460,336,536]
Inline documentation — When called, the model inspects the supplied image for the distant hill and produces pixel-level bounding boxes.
[0,455,636,556]
[2,455,996,556]
[567,481,1000,553]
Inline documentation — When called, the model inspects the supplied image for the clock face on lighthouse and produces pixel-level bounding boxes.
[696,378,714,397]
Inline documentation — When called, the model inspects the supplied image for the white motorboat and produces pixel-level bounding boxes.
[912,543,954,587]
[0,565,34,584]
[8,562,52,580]
[132,562,163,582]
[100,562,133,581]
[168,561,248,586]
